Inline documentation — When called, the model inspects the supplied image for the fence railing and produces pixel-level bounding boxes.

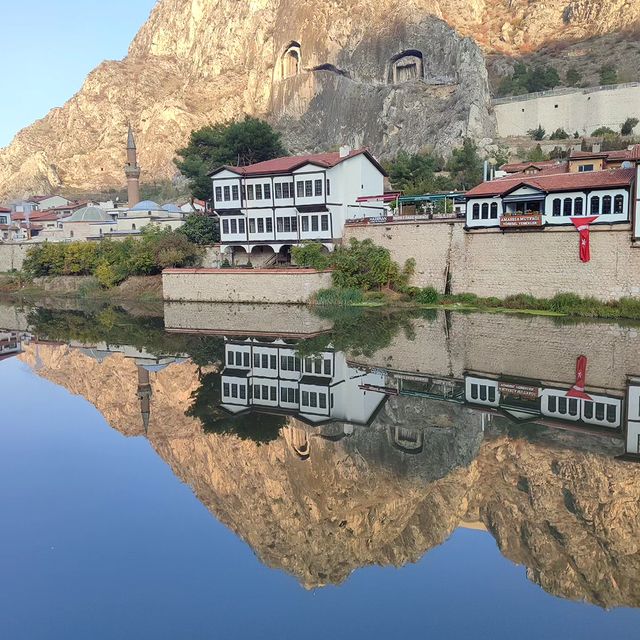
[492,82,640,105]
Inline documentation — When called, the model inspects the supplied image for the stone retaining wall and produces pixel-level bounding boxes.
[162,268,333,304]
[345,221,640,301]
[0,243,31,272]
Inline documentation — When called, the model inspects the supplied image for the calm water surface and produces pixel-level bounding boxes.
[0,300,639,639]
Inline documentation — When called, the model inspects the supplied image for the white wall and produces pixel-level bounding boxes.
[494,83,640,137]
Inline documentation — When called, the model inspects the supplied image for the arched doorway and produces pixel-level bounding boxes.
[282,42,301,79]
[276,245,293,266]
[250,245,276,267]
[231,246,250,266]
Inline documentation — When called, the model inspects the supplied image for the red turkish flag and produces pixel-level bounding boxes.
[570,216,599,263]
[566,355,592,400]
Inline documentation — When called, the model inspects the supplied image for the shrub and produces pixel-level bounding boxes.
[415,287,439,304]
[617,297,640,319]
[599,65,618,86]
[527,125,546,141]
[502,293,545,310]
[23,229,202,287]
[331,238,414,292]
[291,242,333,270]
[591,126,617,138]
[313,287,364,306]
[549,128,569,140]
[621,117,639,136]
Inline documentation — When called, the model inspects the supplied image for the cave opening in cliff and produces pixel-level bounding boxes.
[282,42,302,79]
[390,50,424,84]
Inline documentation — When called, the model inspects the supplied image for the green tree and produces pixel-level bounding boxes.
[445,138,484,189]
[591,126,617,137]
[525,144,547,162]
[549,128,569,140]
[621,117,639,136]
[384,150,452,195]
[527,125,546,141]
[566,67,582,87]
[599,65,618,86]
[175,117,287,200]
[178,214,219,245]
[489,144,510,169]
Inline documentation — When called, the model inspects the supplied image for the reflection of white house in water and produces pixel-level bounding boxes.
[624,377,640,461]
[464,374,622,431]
[220,338,388,425]
[462,372,640,461]
[0,331,27,362]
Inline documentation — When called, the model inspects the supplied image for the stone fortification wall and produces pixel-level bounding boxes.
[494,83,640,137]
[0,243,31,272]
[162,268,333,304]
[451,226,640,301]
[344,222,640,301]
[163,302,333,337]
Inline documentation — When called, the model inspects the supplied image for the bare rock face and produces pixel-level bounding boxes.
[3,0,639,199]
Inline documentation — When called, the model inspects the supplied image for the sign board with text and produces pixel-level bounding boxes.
[499,213,543,229]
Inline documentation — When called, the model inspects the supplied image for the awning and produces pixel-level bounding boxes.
[215,209,244,216]
[296,204,329,213]
[356,192,401,203]
[398,192,465,204]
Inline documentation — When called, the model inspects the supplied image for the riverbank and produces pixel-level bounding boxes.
[0,273,163,302]
[310,287,640,321]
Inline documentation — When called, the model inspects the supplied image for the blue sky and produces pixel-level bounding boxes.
[0,0,158,148]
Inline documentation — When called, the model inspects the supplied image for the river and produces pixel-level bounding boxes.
[0,299,639,639]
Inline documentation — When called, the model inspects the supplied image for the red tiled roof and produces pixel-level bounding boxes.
[501,159,564,173]
[209,148,386,177]
[0,207,11,213]
[466,168,635,198]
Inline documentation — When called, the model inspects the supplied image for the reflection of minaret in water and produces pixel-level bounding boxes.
[137,365,152,434]
[125,124,141,207]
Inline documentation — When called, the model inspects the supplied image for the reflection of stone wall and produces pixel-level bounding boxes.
[164,302,333,337]
[0,304,29,331]
[345,222,640,301]
[162,268,333,303]
[354,312,640,391]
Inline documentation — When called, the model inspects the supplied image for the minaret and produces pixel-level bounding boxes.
[137,365,152,434]
[125,124,141,207]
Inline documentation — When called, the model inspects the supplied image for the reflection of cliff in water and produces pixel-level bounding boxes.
[8,305,640,607]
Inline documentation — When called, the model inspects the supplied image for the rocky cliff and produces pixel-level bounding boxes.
[6,0,639,199]
[19,343,640,607]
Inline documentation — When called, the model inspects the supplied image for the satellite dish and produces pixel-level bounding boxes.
[622,161,634,169]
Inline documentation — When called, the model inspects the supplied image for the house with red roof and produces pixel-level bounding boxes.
[465,164,636,232]
[208,146,388,264]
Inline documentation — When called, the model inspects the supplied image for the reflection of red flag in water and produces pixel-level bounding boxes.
[567,355,592,400]
[570,216,599,263]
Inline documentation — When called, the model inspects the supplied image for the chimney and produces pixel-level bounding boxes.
[592,142,601,153]
[339,145,352,158]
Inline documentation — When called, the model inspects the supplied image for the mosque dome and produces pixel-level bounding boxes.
[161,203,182,214]
[65,206,112,222]
[130,200,161,211]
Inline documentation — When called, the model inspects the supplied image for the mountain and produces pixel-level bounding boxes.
[2,0,639,199]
